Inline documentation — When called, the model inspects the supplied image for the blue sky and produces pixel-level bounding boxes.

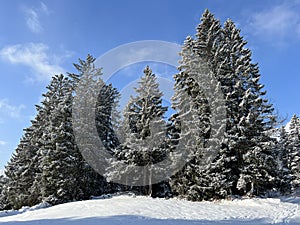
[0,0,299,170]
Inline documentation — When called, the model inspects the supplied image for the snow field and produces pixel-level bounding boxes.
[0,195,299,225]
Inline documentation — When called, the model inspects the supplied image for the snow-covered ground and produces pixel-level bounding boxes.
[0,195,299,225]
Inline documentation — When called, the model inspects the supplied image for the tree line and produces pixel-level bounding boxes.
[0,9,299,210]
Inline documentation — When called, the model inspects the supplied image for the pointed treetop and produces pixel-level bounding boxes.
[143,65,152,77]
[202,9,214,20]
[224,18,236,30]
[73,54,96,73]
[289,114,300,133]
[133,65,163,100]
[291,114,299,121]
[195,9,221,59]
[183,35,194,46]
[223,19,244,42]
[199,8,219,26]
[68,54,103,87]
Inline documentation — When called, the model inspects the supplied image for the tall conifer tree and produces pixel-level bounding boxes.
[106,66,168,196]
[170,9,277,200]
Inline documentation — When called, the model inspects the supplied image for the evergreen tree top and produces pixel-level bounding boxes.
[73,54,96,73]
[124,65,167,139]
[68,54,102,84]
[133,65,164,101]
[289,114,300,137]
[201,9,216,22]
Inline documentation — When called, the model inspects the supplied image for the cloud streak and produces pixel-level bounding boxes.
[0,43,66,82]
[23,2,50,33]
[95,40,181,81]
[0,99,25,118]
[24,8,42,33]
[248,2,300,45]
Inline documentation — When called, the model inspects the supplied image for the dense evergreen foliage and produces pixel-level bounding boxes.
[0,56,119,209]
[277,115,300,195]
[0,9,299,210]
[105,66,169,196]
[170,9,279,201]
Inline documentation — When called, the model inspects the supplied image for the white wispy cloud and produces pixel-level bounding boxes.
[0,141,6,146]
[0,99,25,118]
[24,7,42,33]
[0,43,66,82]
[40,2,51,15]
[248,2,300,44]
[23,2,50,33]
[95,40,181,81]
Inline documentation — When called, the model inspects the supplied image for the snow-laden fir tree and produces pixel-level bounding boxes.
[286,115,300,193]
[0,174,8,210]
[1,55,120,209]
[169,35,226,200]
[106,66,168,196]
[170,10,230,200]
[1,75,84,208]
[277,126,291,194]
[69,55,120,196]
[170,9,277,200]
[35,74,84,204]
[277,115,300,195]
[2,112,46,209]
[219,19,278,196]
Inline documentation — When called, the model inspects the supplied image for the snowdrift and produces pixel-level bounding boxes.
[0,195,299,225]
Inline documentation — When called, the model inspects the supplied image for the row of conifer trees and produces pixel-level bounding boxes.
[0,9,299,210]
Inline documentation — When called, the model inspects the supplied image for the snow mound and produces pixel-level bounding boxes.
[0,202,50,218]
[0,195,299,225]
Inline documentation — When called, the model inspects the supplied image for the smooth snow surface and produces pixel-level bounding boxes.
[0,195,299,225]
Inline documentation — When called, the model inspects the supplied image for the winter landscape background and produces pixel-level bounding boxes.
[0,0,300,170]
[0,1,299,224]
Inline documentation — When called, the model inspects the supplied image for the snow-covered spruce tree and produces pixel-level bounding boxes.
[106,66,168,196]
[277,126,291,194]
[2,115,46,209]
[170,9,277,200]
[0,175,8,210]
[277,115,300,195]
[286,115,300,194]
[195,14,278,197]
[219,19,278,196]
[170,10,231,201]
[2,74,86,209]
[169,36,225,201]
[35,74,85,205]
[1,55,120,209]
[69,55,120,196]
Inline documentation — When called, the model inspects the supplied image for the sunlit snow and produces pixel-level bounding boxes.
[0,195,299,225]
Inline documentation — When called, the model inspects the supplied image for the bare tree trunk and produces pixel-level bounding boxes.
[148,166,152,196]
